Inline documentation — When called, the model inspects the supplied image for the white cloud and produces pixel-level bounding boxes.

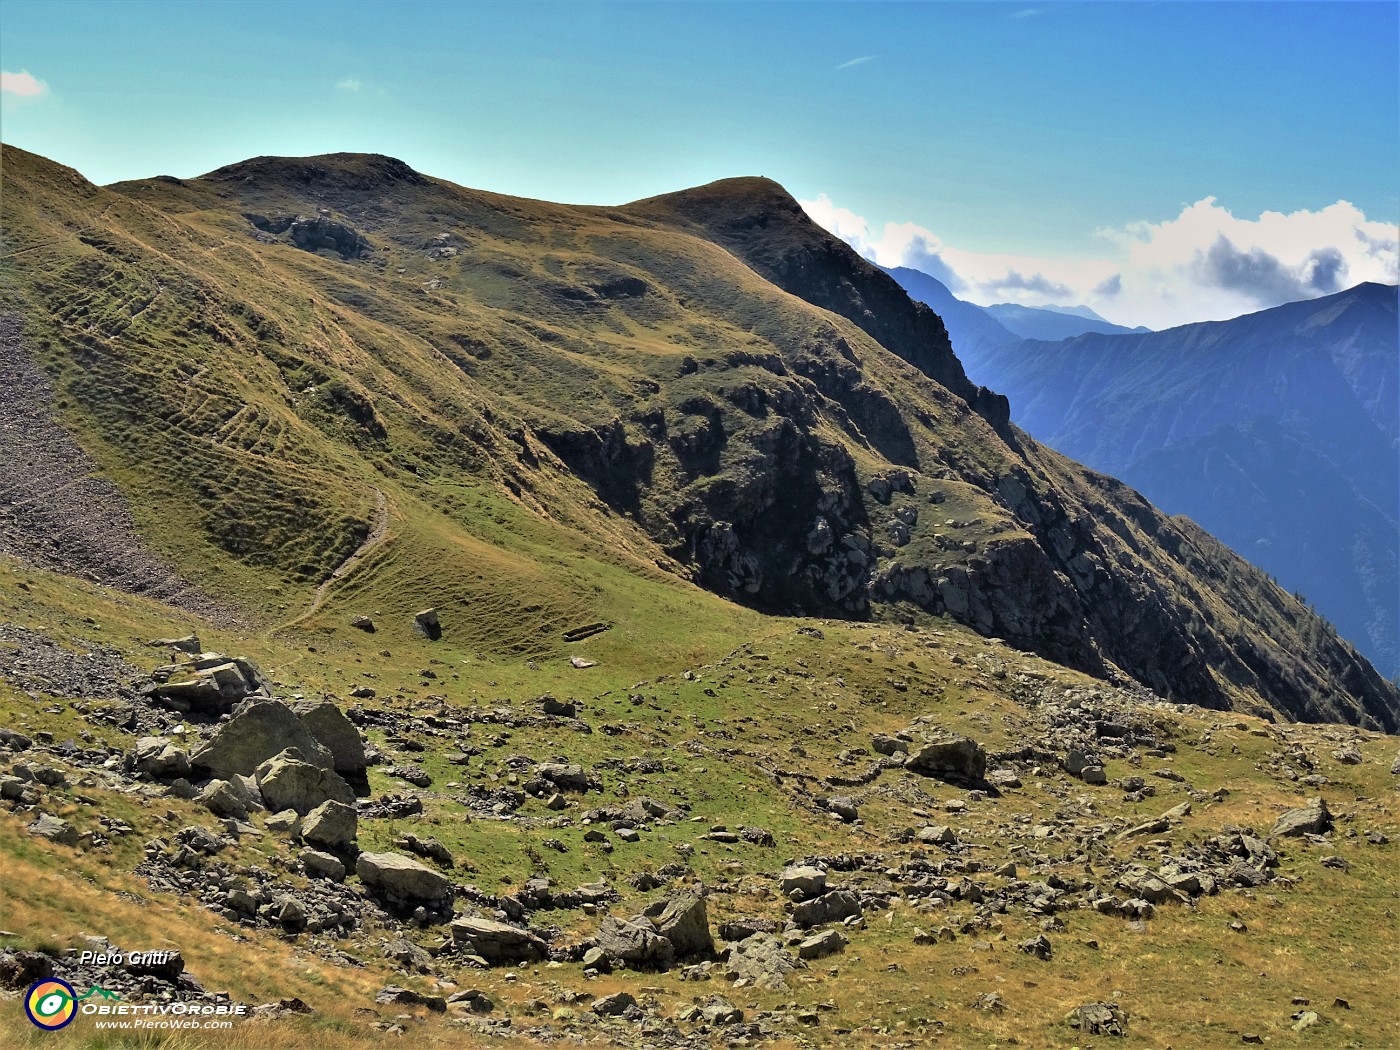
[1,70,48,97]
[834,55,875,71]
[336,78,362,91]
[800,192,1400,329]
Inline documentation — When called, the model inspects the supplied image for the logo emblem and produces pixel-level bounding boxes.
[25,978,78,1030]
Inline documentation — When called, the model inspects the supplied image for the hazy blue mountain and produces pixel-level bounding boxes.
[984,302,1151,341]
[960,282,1399,679]
[883,265,1150,352]
[880,266,1020,357]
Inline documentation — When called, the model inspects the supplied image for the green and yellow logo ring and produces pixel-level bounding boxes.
[25,979,78,1030]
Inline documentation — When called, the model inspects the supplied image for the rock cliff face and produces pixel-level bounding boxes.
[4,147,1396,730]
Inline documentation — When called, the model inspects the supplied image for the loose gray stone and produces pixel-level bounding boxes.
[906,737,987,783]
[357,851,453,904]
[301,800,357,851]
[450,917,549,965]
[1271,798,1332,838]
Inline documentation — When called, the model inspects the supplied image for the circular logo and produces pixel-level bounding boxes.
[25,979,78,1030]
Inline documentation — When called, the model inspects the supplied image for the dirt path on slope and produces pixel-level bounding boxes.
[272,488,390,633]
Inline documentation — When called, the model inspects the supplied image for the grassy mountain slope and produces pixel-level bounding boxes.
[2,552,1399,1050]
[2,145,1395,733]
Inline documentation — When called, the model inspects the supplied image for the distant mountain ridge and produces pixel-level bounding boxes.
[983,301,1150,341]
[883,266,1150,349]
[956,282,1399,679]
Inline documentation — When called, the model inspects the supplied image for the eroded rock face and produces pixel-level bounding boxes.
[289,216,371,259]
[245,212,372,260]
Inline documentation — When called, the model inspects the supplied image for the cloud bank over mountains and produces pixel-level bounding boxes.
[801,193,1399,329]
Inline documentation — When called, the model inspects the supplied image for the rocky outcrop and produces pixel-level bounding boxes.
[244,212,372,260]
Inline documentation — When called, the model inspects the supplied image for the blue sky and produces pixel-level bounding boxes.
[3,1,1397,326]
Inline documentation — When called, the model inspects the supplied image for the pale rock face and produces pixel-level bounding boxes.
[254,748,354,815]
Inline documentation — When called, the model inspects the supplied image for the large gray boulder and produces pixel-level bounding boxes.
[791,890,862,928]
[450,917,549,964]
[357,851,453,904]
[644,891,713,958]
[595,916,675,970]
[780,864,827,900]
[255,748,354,815]
[724,935,800,991]
[292,701,366,778]
[905,737,987,784]
[300,848,346,881]
[1271,797,1333,838]
[301,799,357,851]
[28,813,78,846]
[198,778,259,820]
[536,762,589,791]
[191,700,334,780]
